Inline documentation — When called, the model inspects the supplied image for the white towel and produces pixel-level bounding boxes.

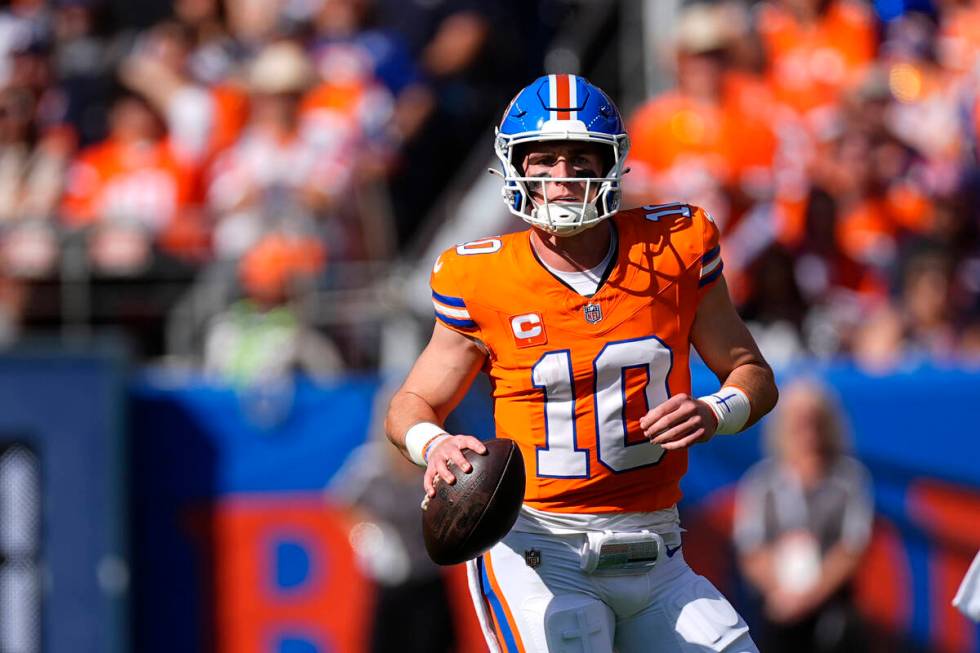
[953,550,980,622]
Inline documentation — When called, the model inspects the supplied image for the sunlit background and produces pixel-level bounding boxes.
[0,0,978,651]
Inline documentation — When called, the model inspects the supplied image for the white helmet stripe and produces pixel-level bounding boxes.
[567,74,578,121]
[548,74,558,121]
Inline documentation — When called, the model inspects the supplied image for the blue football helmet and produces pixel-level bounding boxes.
[494,74,630,236]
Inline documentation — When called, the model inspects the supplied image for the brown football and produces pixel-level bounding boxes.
[421,438,525,565]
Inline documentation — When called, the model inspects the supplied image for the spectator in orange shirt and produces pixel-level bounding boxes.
[755,0,876,131]
[936,0,980,77]
[119,21,248,178]
[806,72,935,273]
[627,2,780,230]
[60,91,196,272]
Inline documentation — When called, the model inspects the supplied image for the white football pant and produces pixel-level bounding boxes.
[466,530,758,653]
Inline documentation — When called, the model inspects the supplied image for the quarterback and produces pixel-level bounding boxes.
[386,74,778,652]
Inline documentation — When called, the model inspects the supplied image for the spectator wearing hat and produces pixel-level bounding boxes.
[206,40,357,260]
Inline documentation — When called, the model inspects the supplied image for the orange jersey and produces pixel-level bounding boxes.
[627,77,779,184]
[61,138,192,231]
[757,0,875,115]
[429,205,723,514]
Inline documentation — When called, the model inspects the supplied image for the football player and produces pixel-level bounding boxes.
[386,74,778,653]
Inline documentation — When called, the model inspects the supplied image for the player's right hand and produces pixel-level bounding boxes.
[424,434,487,497]
[640,393,718,450]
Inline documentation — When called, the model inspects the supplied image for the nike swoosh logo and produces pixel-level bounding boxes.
[665,544,681,558]
[433,256,443,273]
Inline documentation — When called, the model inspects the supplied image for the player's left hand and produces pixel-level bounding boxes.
[640,394,719,450]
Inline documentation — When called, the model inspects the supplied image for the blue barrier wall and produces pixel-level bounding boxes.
[129,375,379,653]
[121,363,979,653]
[0,349,128,653]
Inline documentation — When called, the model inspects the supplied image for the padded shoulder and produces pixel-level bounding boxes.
[429,235,512,332]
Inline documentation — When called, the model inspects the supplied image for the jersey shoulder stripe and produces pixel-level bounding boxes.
[432,291,477,329]
[699,260,724,287]
[432,289,467,308]
[435,312,479,329]
[702,245,721,264]
[693,206,723,290]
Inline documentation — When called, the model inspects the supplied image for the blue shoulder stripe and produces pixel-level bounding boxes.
[702,245,721,264]
[699,261,724,287]
[435,311,477,329]
[432,289,467,308]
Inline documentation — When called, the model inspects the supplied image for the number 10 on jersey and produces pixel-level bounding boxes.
[531,336,673,478]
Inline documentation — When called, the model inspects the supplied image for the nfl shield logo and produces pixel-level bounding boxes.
[583,303,603,324]
[524,549,542,569]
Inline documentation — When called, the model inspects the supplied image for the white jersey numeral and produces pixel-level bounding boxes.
[532,350,589,478]
[456,238,502,255]
[593,337,672,472]
[533,337,672,478]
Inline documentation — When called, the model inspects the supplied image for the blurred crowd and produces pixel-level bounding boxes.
[628,0,980,371]
[0,0,547,367]
[0,0,978,376]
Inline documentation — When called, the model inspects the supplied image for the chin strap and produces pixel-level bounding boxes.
[532,202,600,236]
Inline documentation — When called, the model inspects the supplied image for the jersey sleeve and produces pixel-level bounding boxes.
[694,206,724,297]
[428,246,484,340]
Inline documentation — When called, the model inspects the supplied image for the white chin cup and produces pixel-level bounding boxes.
[532,202,600,236]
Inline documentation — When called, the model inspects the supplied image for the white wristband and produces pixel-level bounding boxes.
[405,422,449,466]
[699,387,751,435]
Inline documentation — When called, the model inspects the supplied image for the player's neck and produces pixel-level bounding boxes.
[530,221,613,272]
